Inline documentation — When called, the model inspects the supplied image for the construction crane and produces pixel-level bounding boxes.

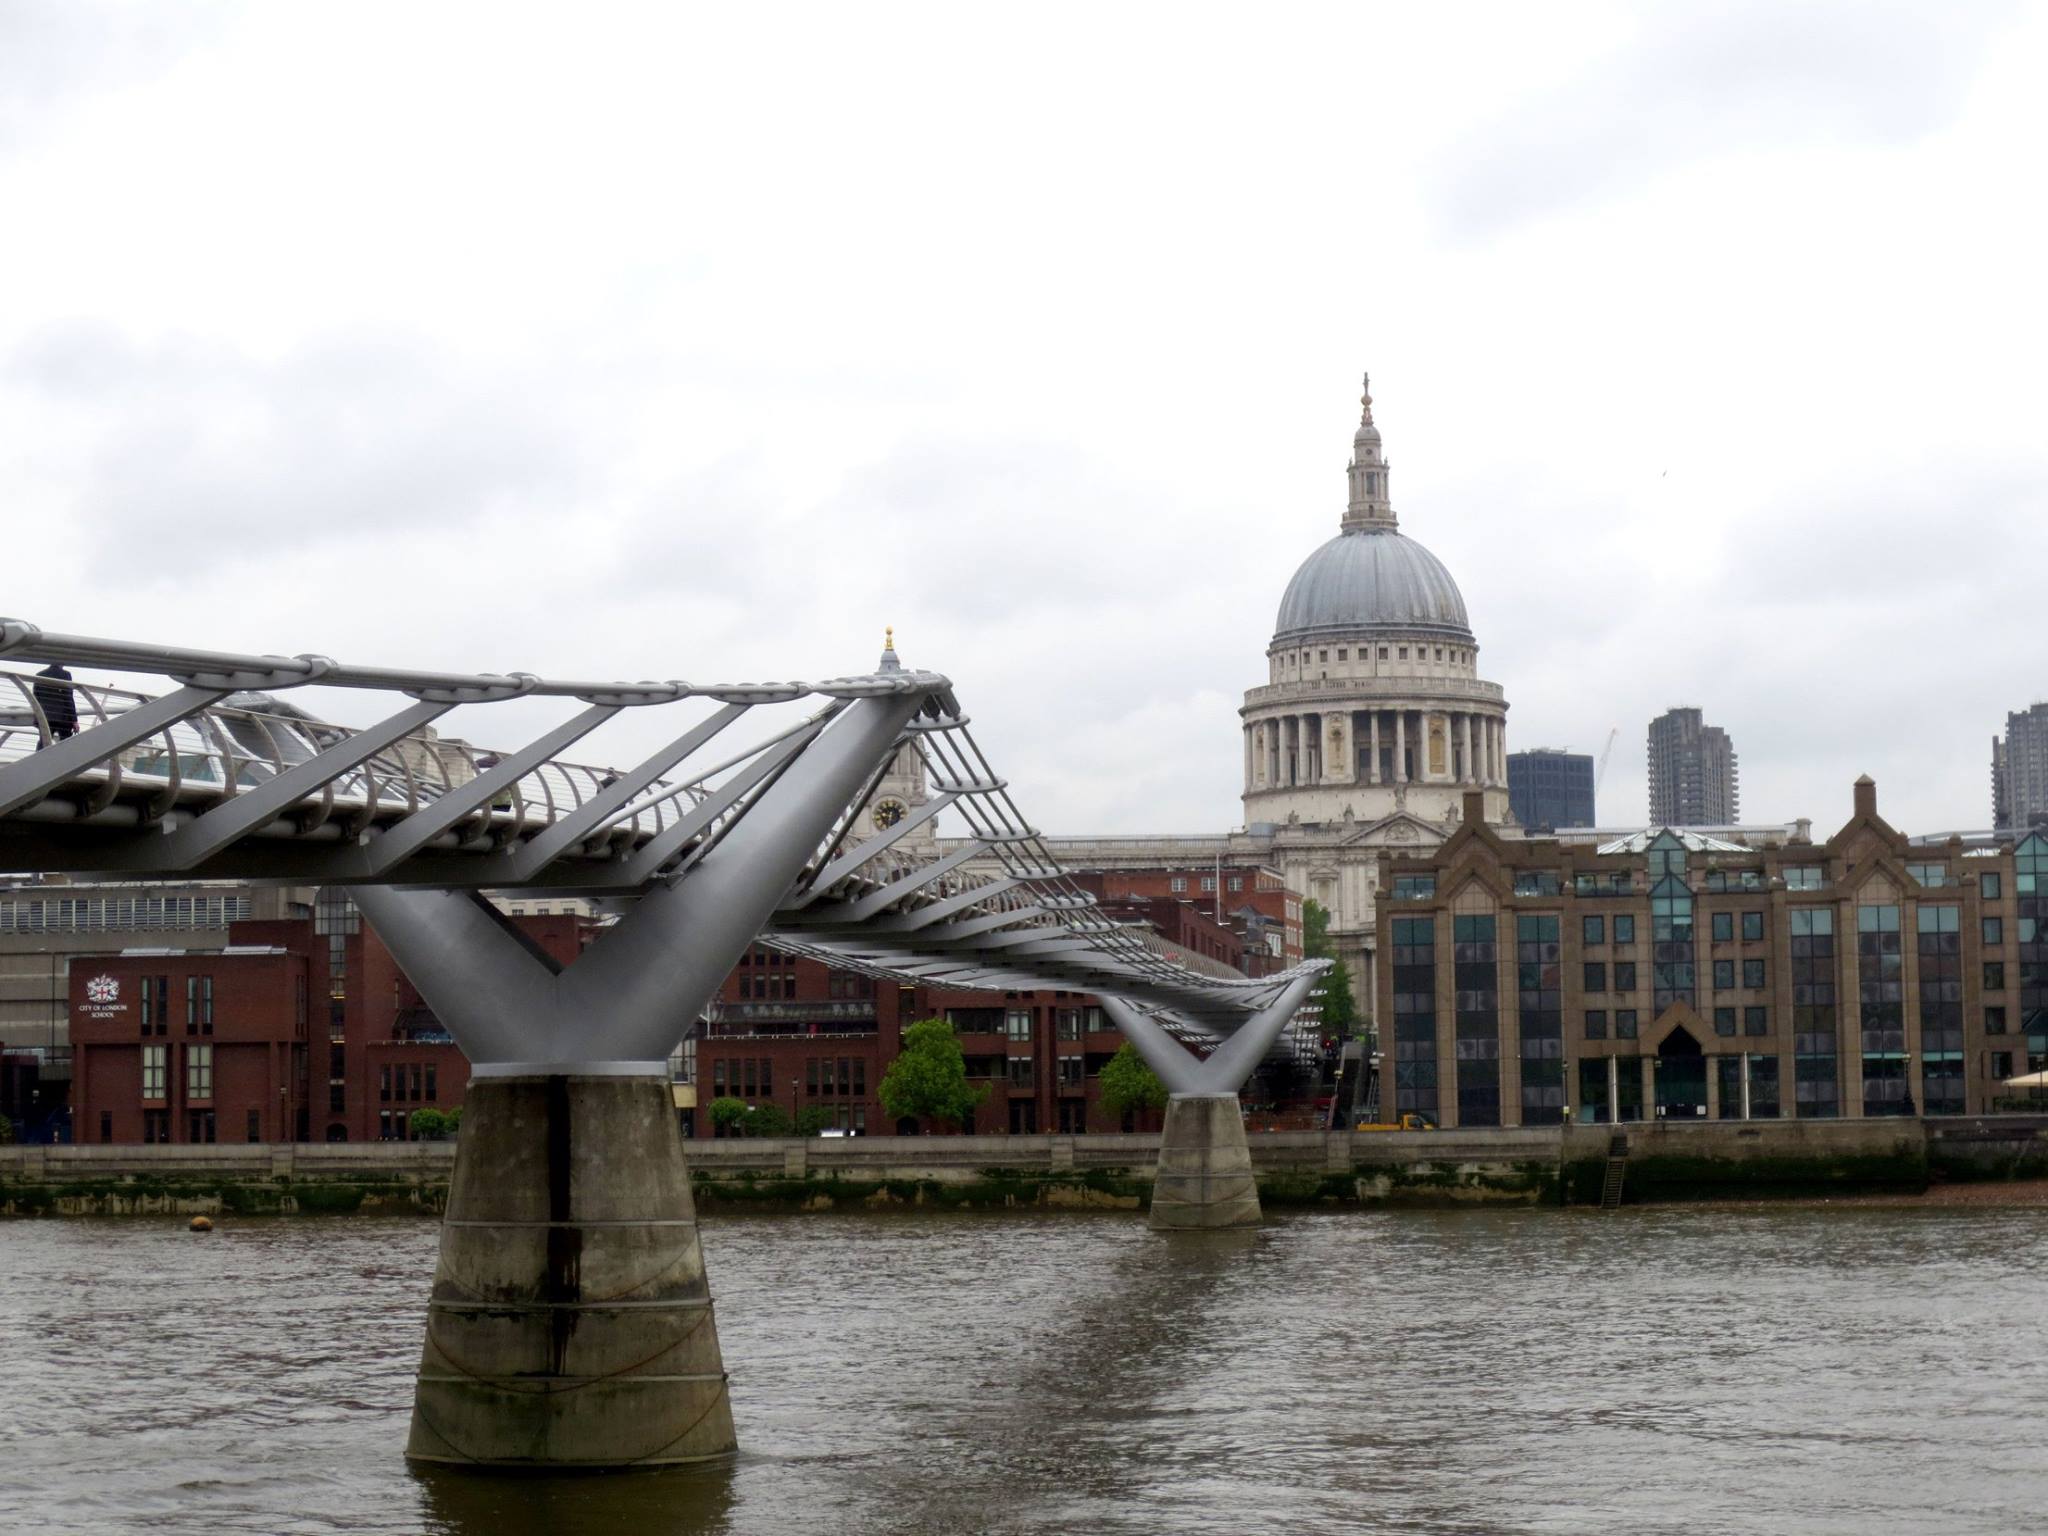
[1595,727,1620,797]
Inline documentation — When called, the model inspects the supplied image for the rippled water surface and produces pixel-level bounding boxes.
[5,1206,2048,1535]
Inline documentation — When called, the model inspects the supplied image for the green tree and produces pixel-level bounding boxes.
[794,1105,836,1137]
[740,1103,794,1137]
[709,1096,749,1134]
[1097,1042,1168,1124]
[409,1107,450,1140]
[879,1017,989,1131]
[1302,899,1358,1034]
[446,1105,463,1132]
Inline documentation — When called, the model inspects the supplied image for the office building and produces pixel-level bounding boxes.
[1993,703,2048,831]
[1377,777,2044,1127]
[1507,749,1596,831]
[1647,707,1739,826]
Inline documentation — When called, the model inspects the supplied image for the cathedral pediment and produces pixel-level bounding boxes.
[1339,812,1444,848]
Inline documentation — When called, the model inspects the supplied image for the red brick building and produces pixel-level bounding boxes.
[697,944,1150,1138]
[69,909,592,1145]
[71,886,1302,1143]
[1059,863,1302,975]
[69,925,317,1145]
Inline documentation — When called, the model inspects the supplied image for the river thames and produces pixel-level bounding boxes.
[4,1205,2045,1535]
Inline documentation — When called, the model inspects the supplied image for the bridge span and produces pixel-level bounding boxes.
[0,619,1325,1470]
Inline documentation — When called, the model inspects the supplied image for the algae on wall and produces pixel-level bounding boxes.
[1559,1149,1930,1206]
[689,1167,1153,1213]
[0,1175,447,1218]
[1927,1134,2048,1182]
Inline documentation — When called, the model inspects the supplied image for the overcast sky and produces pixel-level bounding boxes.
[5,2,2044,841]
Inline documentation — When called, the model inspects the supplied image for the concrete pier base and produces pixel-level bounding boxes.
[405,1073,736,1470]
[1148,1093,1262,1230]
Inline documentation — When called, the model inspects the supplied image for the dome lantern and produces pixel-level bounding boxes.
[1341,372,1396,533]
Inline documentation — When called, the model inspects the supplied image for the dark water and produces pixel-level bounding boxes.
[4,1206,2047,1535]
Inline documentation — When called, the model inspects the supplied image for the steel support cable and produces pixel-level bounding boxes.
[909,741,1204,991]
[800,728,912,897]
[914,729,1077,928]
[0,620,949,705]
[507,702,751,877]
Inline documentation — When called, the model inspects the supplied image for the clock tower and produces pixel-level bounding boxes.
[850,628,937,854]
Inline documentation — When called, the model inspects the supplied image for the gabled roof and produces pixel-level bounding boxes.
[1594,827,1753,855]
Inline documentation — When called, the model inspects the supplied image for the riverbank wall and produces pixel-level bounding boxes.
[5,1116,2046,1216]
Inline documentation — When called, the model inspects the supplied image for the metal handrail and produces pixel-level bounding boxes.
[0,621,1325,1031]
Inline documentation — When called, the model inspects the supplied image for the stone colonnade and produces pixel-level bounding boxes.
[1245,709,1505,791]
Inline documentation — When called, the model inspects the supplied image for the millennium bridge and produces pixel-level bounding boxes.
[0,619,1325,1469]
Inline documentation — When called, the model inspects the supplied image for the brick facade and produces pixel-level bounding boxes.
[696,946,1154,1139]
[1376,780,2048,1128]
[69,912,594,1145]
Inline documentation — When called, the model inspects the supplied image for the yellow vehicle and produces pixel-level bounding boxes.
[1354,1113,1433,1132]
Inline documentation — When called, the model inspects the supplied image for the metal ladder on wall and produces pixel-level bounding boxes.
[1356,1066,1381,1128]
[1599,1132,1630,1210]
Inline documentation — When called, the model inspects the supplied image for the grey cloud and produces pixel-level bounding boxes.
[1434,2,2013,239]
[619,434,1239,630]
[826,439,1227,620]
[1433,445,2046,832]
[6,323,602,574]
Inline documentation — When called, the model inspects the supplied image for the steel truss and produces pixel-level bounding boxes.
[0,620,1323,1076]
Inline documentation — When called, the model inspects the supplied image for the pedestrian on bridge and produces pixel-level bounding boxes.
[32,664,77,742]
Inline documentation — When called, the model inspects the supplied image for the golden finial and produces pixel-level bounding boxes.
[884,624,895,650]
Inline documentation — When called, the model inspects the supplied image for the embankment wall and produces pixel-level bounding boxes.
[4,1116,2045,1216]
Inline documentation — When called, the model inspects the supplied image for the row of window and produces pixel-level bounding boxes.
[805,1057,868,1097]
[1540,1050,2019,1124]
[1709,912,1768,943]
[1576,1054,1784,1120]
[709,1052,1098,1099]
[139,1043,211,1100]
[1408,866,2012,911]
[1000,1056,1089,1089]
[122,1108,264,1143]
[137,1109,224,1143]
[941,1007,1104,1040]
[1409,906,2032,957]
[378,1063,438,1102]
[0,895,251,932]
[1167,875,1246,894]
[711,1057,782,1101]
[1578,958,1769,992]
[1277,643,1471,670]
[137,975,215,1035]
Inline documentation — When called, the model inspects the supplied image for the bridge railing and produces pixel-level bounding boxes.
[0,661,728,851]
[0,620,1325,1040]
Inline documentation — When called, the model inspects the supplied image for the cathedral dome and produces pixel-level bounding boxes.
[1273,527,1471,642]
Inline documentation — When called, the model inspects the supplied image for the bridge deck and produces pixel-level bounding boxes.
[0,624,1327,1044]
